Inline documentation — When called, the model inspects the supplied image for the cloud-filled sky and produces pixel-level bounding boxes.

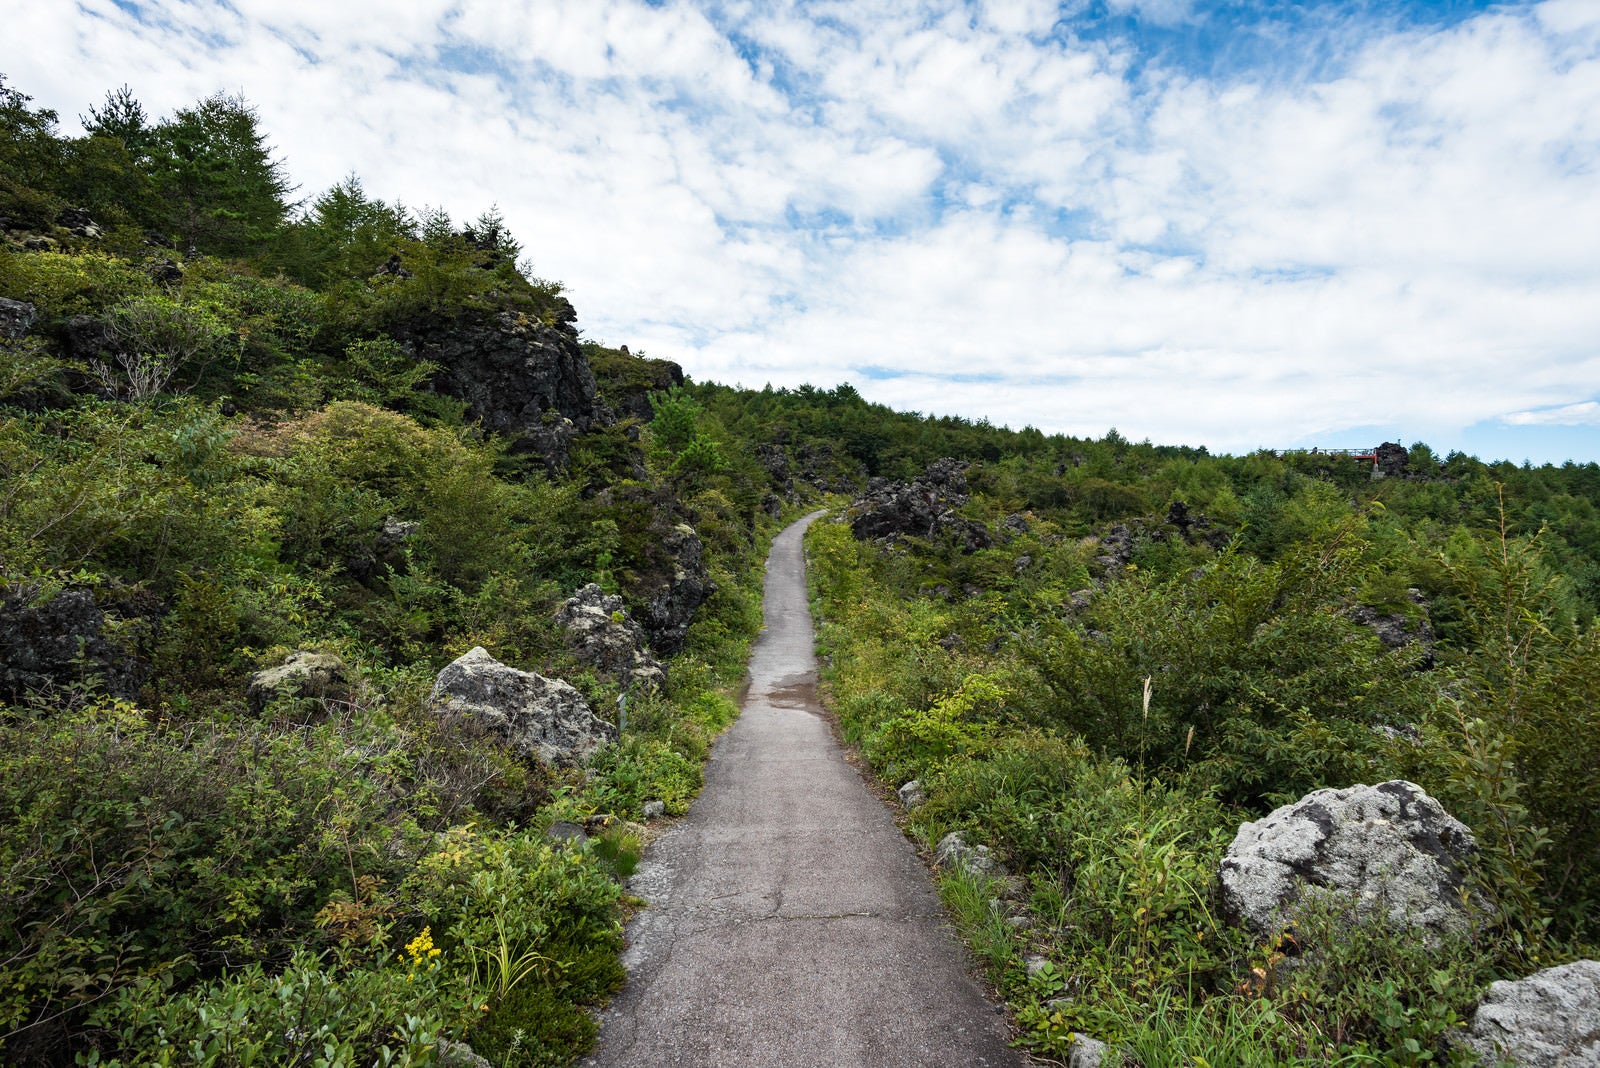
[8,0,1600,463]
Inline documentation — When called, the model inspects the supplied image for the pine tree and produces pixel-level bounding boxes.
[82,84,152,161]
[281,174,414,285]
[64,84,159,224]
[149,92,295,258]
[0,74,64,226]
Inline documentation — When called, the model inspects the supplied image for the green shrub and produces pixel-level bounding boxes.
[584,736,701,817]
[1023,537,1428,806]
[0,401,269,601]
[89,292,237,400]
[334,336,439,408]
[0,336,73,406]
[861,673,1003,783]
[403,826,623,1061]
[0,700,427,1062]
[0,249,151,318]
[1262,895,1492,1064]
[466,984,596,1067]
[80,948,445,1068]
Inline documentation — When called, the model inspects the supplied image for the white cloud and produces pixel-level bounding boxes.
[7,0,1600,460]
[1504,402,1600,427]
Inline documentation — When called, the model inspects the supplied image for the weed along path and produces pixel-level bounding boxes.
[584,511,1025,1068]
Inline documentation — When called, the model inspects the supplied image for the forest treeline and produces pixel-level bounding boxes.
[4,74,1600,1065]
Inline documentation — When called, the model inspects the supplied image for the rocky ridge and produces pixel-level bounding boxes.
[845,457,993,552]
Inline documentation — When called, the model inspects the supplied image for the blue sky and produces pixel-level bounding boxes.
[8,0,1600,464]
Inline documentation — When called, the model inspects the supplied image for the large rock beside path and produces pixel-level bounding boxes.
[1219,780,1479,939]
[638,523,713,656]
[556,583,665,691]
[934,831,1007,879]
[430,646,616,765]
[1454,959,1600,1067]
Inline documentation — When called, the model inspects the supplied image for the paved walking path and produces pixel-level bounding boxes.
[584,511,1025,1068]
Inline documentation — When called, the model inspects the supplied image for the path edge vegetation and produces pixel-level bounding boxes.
[5,72,1600,1066]
[805,491,1599,1066]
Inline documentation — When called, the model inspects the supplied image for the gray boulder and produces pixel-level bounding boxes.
[935,831,1007,879]
[1066,1035,1111,1068]
[1090,523,1136,576]
[1349,587,1436,666]
[430,647,616,765]
[546,819,589,845]
[555,583,665,691]
[436,1039,493,1068]
[1219,780,1479,939]
[246,651,349,713]
[377,515,418,549]
[642,799,666,820]
[793,439,864,494]
[1454,959,1600,1067]
[898,779,926,810]
[0,297,37,339]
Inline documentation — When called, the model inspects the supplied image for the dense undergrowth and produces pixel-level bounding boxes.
[806,442,1600,1062]
[0,76,801,1065]
[6,72,1600,1066]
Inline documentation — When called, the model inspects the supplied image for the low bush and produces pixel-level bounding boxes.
[583,735,702,818]
[0,700,426,1061]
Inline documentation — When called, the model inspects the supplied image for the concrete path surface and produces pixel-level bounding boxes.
[583,511,1025,1068]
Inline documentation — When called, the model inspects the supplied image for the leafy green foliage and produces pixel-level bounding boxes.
[1025,535,1429,806]
[0,249,151,318]
[147,92,295,259]
[91,292,237,399]
[808,455,1600,1063]
[584,736,701,818]
[0,76,64,227]
[0,699,424,1059]
[80,949,444,1067]
[0,72,814,1068]
[8,69,1600,1067]
[279,175,416,288]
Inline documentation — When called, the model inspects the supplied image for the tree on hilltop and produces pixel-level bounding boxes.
[150,91,295,258]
